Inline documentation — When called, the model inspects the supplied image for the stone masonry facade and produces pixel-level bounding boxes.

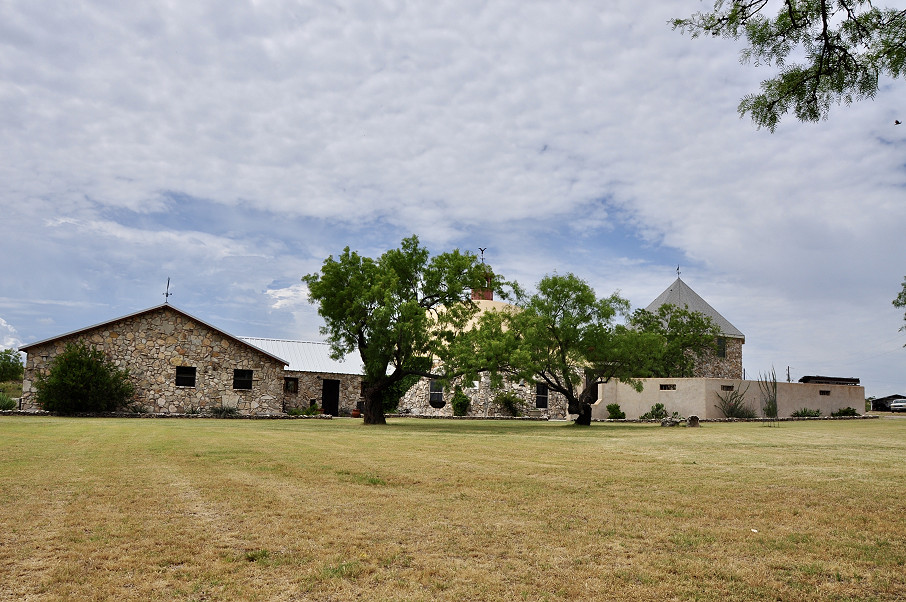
[692,337,743,379]
[282,369,363,415]
[20,306,286,415]
[399,374,569,419]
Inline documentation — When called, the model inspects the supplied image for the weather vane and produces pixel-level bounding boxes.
[163,278,173,303]
[479,247,487,264]
[677,265,681,278]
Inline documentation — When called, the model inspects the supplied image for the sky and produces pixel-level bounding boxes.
[1,0,904,398]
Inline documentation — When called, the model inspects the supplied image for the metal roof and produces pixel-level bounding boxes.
[645,278,745,340]
[239,338,364,375]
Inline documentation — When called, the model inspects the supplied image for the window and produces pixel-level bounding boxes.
[175,366,196,387]
[428,380,445,408]
[283,377,299,395]
[716,337,727,358]
[660,383,677,391]
[535,383,549,409]
[819,390,831,396]
[233,369,253,390]
[721,385,734,392]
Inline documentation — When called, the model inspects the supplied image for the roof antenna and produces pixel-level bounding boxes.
[163,278,173,304]
[479,248,487,264]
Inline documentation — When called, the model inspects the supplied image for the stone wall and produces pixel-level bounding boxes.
[20,306,285,415]
[399,374,569,419]
[693,337,743,379]
[282,370,363,415]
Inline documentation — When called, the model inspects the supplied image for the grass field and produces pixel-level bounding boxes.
[1,416,904,601]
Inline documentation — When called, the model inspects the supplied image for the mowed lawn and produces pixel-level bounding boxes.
[0,417,904,601]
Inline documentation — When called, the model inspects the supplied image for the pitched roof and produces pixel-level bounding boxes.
[239,338,363,375]
[20,304,289,365]
[646,278,745,340]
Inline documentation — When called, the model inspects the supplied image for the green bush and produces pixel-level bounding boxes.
[606,403,625,419]
[451,387,470,417]
[639,403,668,420]
[209,405,239,418]
[494,391,525,417]
[0,392,16,411]
[791,408,821,418]
[831,407,859,417]
[715,383,757,419]
[35,342,134,414]
[0,348,24,382]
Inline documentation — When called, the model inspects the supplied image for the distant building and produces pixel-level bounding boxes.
[645,277,744,379]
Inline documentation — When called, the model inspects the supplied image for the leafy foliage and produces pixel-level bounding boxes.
[831,406,860,417]
[0,392,16,411]
[34,342,134,414]
[640,403,669,420]
[674,1,906,130]
[494,391,525,417]
[606,403,626,419]
[758,368,779,419]
[451,386,470,417]
[715,382,756,418]
[895,277,906,344]
[459,273,642,426]
[303,235,505,425]
[791,407,822,417]
[0,348,24,382]
[629,304,722,378]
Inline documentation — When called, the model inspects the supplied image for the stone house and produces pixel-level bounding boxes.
[239,338,363,416]
[645,277,744,378]
[19,304,289,415]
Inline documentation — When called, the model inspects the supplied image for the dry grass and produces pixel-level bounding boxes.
[0,416,904,601]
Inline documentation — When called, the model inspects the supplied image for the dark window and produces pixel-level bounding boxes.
[233,369,253,390]
[721,385,734,392]
[535,383,549,409]
[175,366,196,387]
[429,380,445,408]
[660,384,677,391]
[819,390,831,396]
[284,377,299,395]
[716,337,727,358]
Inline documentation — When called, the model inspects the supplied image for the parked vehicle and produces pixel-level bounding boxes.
[890,399,906,412]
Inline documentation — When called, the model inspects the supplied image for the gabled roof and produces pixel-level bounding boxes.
[20,304,289,365]
[239,338,363,375]
[646,278,745,340]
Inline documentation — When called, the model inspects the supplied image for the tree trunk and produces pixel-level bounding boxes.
[574,403,592,426]
[362,387,387,425]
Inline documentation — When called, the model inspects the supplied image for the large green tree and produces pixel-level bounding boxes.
[0,348,24,382]
[303,235,504,425]
[458,274,722,425]
[674,1,906,130]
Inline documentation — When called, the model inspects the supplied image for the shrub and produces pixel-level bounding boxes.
[451,387,470,417]
[35,342,134,414]
[0,348,24,382]
[758,369,778,419]
[606,403,625,419]
[831,407,859,417]
[640,403,668,420]
[715,383,756,418]
[791,408,821,418]
[209,405,239,418]
[0,392,16,411]
[494,391,525,417]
